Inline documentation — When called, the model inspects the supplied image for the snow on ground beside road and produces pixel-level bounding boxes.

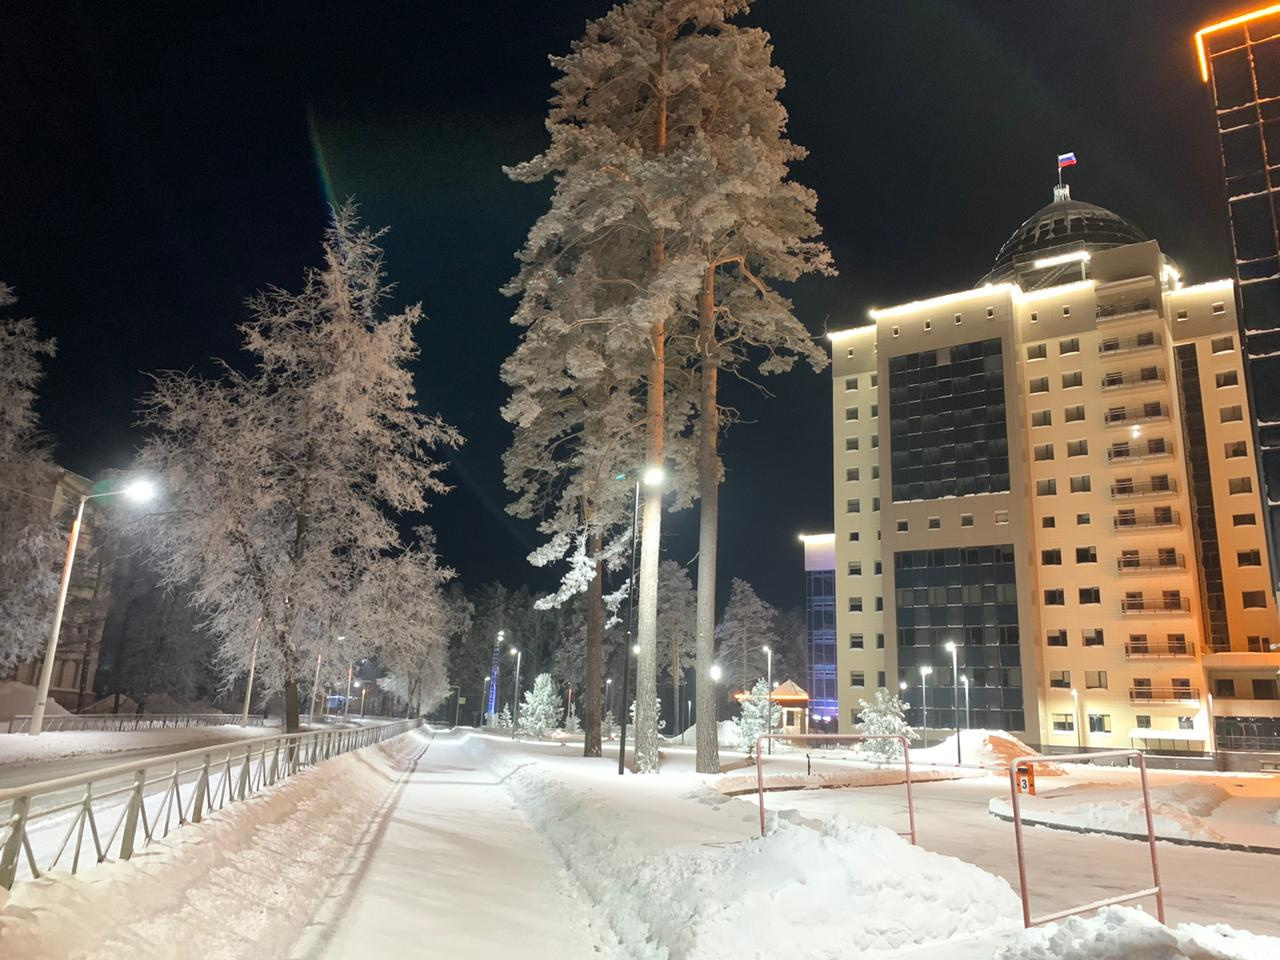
[990,793,1225,842]
[0,729,427,960]
[914,729,1065,774]
[716,764,970,795]
[463,734,1024,958]
[0,682,68,722]
[0,724,271,769]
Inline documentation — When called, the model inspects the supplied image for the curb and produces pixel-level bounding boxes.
[987,809,1280,855]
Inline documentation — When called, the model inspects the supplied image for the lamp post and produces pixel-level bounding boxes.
[307,652,324,724]
[510,647,523,739]
[357,681,369,719]
[709,663,723,733]
[684,698,691,744]
[918,665,933,749]
[617,643,639,774]
[240,617,264,726]
[482,675,492,727]
[960,674,971,732]
[605,677,613,722]
[616,465,663,775]
[1071,687,1082,750]
[343,663,354,719]
[763,645,774,755]
[944,640,960,765]
[30,477,156,736]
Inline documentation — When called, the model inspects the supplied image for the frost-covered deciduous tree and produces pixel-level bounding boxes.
[856,690,916,761]
[737,677,771,760]
[0,282,59,671]
[715,578,777,694]
[136,204,461,732]
[519,672,562,738]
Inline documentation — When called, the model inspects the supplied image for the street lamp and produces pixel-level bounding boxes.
[510,646,523,739]
[709,663,723,733]
[617,642,639,775]
[918,665,933,749]
[960,674,971,733]
[30,477,157,736]
[1071,687,1082,750]
[763,645,774,755]
[605,677,614,721]
[944,640,960,765]
[482,675,491,727]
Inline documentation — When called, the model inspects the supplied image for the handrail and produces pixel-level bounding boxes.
[6,713,282,734]
[0,718,422,889]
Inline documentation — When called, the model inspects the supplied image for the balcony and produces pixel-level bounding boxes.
[1113,512,1180,531]
[1097,299,1156,322]
[1106,442,1174,464]
[1099,333,1163,356]
[1120,596,1192,614]
[1104,404,1170,427]
[1124,639,1196,658]
[1110,478,1176,499]
[1116,552,1186,573]
[1101,369,1167,392]
[1129,685,1201,703]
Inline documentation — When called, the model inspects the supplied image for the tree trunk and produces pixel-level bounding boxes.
[695,262,721,773]
[282,629,301,734]
[584,530,604,758]
[633,30,669,775]
[671,632,680,738]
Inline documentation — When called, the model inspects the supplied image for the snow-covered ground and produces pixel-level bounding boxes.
[0,724,273,775]
[0,681,68,722]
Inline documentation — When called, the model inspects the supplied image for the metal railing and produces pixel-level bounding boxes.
[6,713,281,735]
[1106,442,1173,463]
[1120,596,1192,614]
[1124,639,1195,658]
[1110,478,1176,498]
[1099,333,1162,356]
[1104,404,1169,426]
[1113,512,1180,531]
[1128,686,1201,702]
[0,718,422,889]
[1096,299,1156,321]
[1116,552,1185,572]
[1100,369,1167,390]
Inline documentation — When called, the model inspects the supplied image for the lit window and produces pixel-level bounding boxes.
[1211,335,1233,353]
[1062,370,1083,389]
[1216,370,1239,388]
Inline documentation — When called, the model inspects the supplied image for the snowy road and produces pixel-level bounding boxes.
[291,734,614,959]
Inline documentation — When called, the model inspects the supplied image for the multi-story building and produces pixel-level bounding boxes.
[827,185,1280,755]
[799,533,837,726]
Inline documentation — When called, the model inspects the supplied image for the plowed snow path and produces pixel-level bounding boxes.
[293,735,613,960]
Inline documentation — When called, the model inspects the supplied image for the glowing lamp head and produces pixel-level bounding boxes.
[944,640,955,654]
[122,478,156,503]
[709,664,723,683]
[762,645,771,654]
[642,465,665,488]
[510,646,518,656]
[631,643,640,655]
[899,681,908,691]
[919,665,933,677]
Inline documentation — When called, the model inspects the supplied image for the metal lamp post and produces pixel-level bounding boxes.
[1072,687,1082,750]
[918,665,933,749]
[482,675,491,727]
[30,478,156,736]
[763,644,774,755]
[510,647,523,739]
[605,677,613,722]
[960,674,971,732]
[709,663,723,730]
[617,643,639,774]
[944,640,960,765]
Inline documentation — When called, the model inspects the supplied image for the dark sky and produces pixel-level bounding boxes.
[0,1,1237,610]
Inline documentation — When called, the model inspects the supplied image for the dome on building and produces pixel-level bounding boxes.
[981,186,1149,286]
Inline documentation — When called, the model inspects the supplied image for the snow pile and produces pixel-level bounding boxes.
[717,766,965,796]
[1149,782,1230,817]
[990,781,1230,842]
[995,905,1280,959]
[914,728,1063,774]
[468,739,1022,957]
[678,719,744,749]
[0,682,69,722]
[0,728,428,960]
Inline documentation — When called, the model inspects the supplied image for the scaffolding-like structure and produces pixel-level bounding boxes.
[1196,6,1280,597]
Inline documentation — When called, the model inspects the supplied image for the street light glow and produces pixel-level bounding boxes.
[510,646,518,656]
[944,640,955,653]
[899,681,908,691]
[919,665,933,677]
[709,664,722,682]
[631,643,640,655]
[642,465,665,487]
[122,478,156,503]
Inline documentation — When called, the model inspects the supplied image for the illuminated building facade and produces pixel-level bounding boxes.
[829,187,1280,754]
[800,533,837,723]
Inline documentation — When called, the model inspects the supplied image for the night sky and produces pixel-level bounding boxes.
[0,1,1237,610]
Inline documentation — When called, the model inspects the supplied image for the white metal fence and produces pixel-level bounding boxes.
[0,718,422,889]
[5,713,281,734]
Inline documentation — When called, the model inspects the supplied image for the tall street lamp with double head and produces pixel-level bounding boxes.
[762,644,773,754]
[944,640,961,764]
[31,477,156,736]
[918,665,933,749]
[510,646,523,739]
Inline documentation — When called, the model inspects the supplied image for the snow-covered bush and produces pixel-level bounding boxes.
[563,703,581,734]
[856,689,916,761]
[519,673,562,738]
[738,679,771,760]
[497,703,512,730]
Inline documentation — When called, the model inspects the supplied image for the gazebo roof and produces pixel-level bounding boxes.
[770,679,809,702]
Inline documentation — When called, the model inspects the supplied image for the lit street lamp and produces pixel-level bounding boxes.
[482,675,491,727]
[763,645,773,755]
[709,663,723,729]
[605,677,613,721]
[918,665,933,749]
[617,642,639,775]
[960,674,971,732]
[30,477,156,736]
[510,647,523,740]
[944,640,960,765]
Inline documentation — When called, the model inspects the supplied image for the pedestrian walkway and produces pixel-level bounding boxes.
[292,733,610,959]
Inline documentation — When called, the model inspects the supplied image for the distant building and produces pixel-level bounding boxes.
[828,185,1280,755]
[800,533,837,726]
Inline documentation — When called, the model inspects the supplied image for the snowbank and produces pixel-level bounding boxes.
[0,729,427,960]
[914,728,1063,773]
[677,719,743,749]
[0,724,269,769]
[995,905,1280,960]
[989,781,1231,842]
[464,737,1023,957]
[0,682,69,722]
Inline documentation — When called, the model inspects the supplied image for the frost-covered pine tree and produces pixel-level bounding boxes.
[0,282,59,671]
[519,673,563,738]
[603,709,617,739]
[135,204,461,732]
[715,578,778,694]
[856,689,917,761]
[563,702,581,734]
[497,702,513,730]
[657,559,696,730]
[737,678,771,760]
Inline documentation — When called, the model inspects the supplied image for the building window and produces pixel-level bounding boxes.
[1032,409,1052,427]
[846,467,859,482]
[1062,371,1083,389]
[1067,440,1088,458]
[924,319,932,332]
[847,348,856,358]
[1229,477,1253,495]
[849,531,859,541]
[846,437,859,451]
[1253,679,1280,699]
[1027,344,1047,361]
[1088,714,1111,734]
[1079,587,1101,604]
[896,519,908,533]
[1045,589,1065,606]
[849,597,863,612]
[1047,630,1068,647]
[847,499,860,514]
[995,510,1009,524]
[873,496,881,512]
[846,376,858,391]
[877,671,886,688]
[850,671,865,687]
[987,306,995,319]
[1030,376,1050,394]
[1178,716,1195,731]
[848,561,862,576]
[1238,549,1262,566]
[1060,337,1080,355]
[1215,678,1236,697]
[870,374,878,387]
[892,325,900,337]
[875,596,884,611]
[1243,590,1268,609]
[1136,715,1151,729]
[1076,546,1097,564]
[1247,635,1270,652]
[1062,305,1071,317]
[1211,335,1234,353]
[1049,670,1070,688]
[874,560,882,574]
[1176,309,1188,321]
[1226,440,1248,458]
[1069,475,1091,493]
[1036,479,1057,496]
[846,407,859,421]
[1212,301,1226,315]
[1221,405,1244,423]
[1052,713,1075,732]
[961,513,974,527]
[955,313,963,325]
[872,465,880,479]
[1064,404,1085,422]
[1041,548,1062,565]
[1216,370,1239,388]
[1042,516,1056,528]
[1034,443,1055,461]
[1234,513,1257,526]
[871,435,879,448]
[927,517,941,530]
[1030,311,1039,323]
[850,634,864,649]
[1076,513,1091,525]
[1083,629,1104,647]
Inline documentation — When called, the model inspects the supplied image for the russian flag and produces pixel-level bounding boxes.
[1058,152,1077,169]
